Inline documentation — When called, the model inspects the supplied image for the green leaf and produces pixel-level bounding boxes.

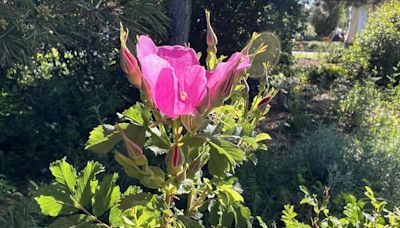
[242,136,258,149]
[35,196,70,217]
[114,151,138,168]
[149,127,170,149]
[119,192,153,211]
[177,179,194,194]
[109,206,123,227]
[255,133,272,142]
[221,208,235,227]
[208,152,230,176]
[207,139,245,176]
[49,159,77,192]
[122,103,147,125]
[124,123,146,148]
[177,215,204,228]
[299,185,310,196]
[247,153,258,165]
[209,201,221,226]
[234,205,252,228]
[182,134,206,149]
[75,161,104,207]
[85,123,145,154]
[209,139,245,164]
[219,185,244,203]
[92,173,121,217]
[48,214,95,228]
[140,166,166,189]
[35,184,78,217]
[239,205,251,220]
[85,124,122,154]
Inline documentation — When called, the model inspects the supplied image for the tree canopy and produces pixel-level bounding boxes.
[0,0,170,68]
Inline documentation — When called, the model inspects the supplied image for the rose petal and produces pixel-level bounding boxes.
[236,54,251,75]
[207,52,242,89]
[154,68,178,118]
[140,54,172,99]
[136,35,158,60]
[158,45,200,72]
[174,65,207,115]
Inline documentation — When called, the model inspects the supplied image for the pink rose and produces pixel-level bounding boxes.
[134,35,250,118]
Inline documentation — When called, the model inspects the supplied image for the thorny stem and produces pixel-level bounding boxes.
[161,193,173,228]
[161,120,182,228]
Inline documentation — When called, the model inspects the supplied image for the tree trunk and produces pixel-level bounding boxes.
[168,0,192,45]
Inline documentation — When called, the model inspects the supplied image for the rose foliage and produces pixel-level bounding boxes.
[34,11,276,227]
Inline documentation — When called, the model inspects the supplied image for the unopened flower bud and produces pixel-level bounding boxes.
[205,10,218,70]
[172,145,184,168]
[118,125,147,166]
[120,23,142,88]
[205,10,218,49]
[167,145,185,175]
[187,154,204,178]
[181,114,204,134]
[257,96,272,110]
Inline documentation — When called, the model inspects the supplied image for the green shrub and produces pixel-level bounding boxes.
[0,0,170,182]
[307,63,345,89]
[337,81,400,203]
[239,121,400,224]
[0,49,137,179]
[280,186,400,227]
[238,126,355,223]
[341,0,400,86]
[305,41,343,52]
[0,175,45,227]
[337,81,382,131]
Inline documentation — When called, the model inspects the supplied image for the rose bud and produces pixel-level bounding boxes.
[118,126,148,167]
[167,145,185,175]
[120,23,142,88]
[257,96,272,110]
[205,9,218,50]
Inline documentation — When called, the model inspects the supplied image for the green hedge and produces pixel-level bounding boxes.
[341,0,400,86]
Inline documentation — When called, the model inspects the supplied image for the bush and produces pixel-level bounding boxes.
[337,81,383,131]
[238,126,356,223]
[337,81,400,203]
[279,186,400,227]
[305,41,343,52]
[0,0,170,181]
[307,63,345,89]
[0,175,45,227]
[341,0,400,86]
[0,49,137,179]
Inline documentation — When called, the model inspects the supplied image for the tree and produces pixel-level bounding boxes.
[311,0,346,37]
[0,0,170,179]
[0,0,170,68]
[168,0,192,44]
[189,0,307,57]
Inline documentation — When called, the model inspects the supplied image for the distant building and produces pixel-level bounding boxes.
[345,0,380,45]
